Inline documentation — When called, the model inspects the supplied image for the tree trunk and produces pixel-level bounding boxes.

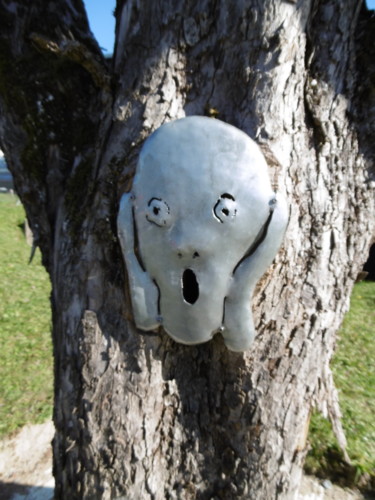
[0,1,374,498]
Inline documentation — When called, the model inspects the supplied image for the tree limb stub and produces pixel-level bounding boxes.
[30,33,111,92]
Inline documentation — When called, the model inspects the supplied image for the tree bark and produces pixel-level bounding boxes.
[0,1,374,498]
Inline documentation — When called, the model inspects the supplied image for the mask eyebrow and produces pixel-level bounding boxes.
[148,197,163,206]
[221,193,235,200]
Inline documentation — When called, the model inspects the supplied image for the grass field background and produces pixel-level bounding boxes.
[0,193,374,490]
[305,280,375,490]
[0,193,52,437]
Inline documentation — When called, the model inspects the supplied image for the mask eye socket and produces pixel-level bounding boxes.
[213,193,237,223]
[146,198,171,227]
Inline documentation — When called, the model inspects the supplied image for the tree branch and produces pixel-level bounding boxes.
[0,0,111,268]
[30,33,111,92]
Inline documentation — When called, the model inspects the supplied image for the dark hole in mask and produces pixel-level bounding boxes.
[182,269,199,304]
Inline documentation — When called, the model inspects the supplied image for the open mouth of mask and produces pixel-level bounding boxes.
[181,269,199,304]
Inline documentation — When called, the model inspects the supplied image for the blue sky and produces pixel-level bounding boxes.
[83,0,375,54]
[83,0,116,53]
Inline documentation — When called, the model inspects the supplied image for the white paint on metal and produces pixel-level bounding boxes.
[118,116,288,351]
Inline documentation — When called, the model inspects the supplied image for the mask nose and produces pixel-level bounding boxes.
[170,225,202,260]
[177,249,200,260]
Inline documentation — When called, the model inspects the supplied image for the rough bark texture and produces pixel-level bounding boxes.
[0,1,374,499]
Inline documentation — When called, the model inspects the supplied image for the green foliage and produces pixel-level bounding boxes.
[0,193,52,437]
[305,281,375,490]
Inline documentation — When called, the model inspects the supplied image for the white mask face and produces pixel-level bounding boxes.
[118,116,288,351]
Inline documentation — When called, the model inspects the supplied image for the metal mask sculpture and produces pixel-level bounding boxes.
[117,116,288,351]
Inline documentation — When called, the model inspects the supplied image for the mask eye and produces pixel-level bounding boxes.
[146,198,171,227]
[213,193,237,223]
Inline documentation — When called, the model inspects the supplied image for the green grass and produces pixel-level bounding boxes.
[305,281,375,491]
[0,193,53,437]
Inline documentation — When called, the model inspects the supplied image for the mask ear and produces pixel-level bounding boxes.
[221,194,289,351]
[117,193,160,330]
